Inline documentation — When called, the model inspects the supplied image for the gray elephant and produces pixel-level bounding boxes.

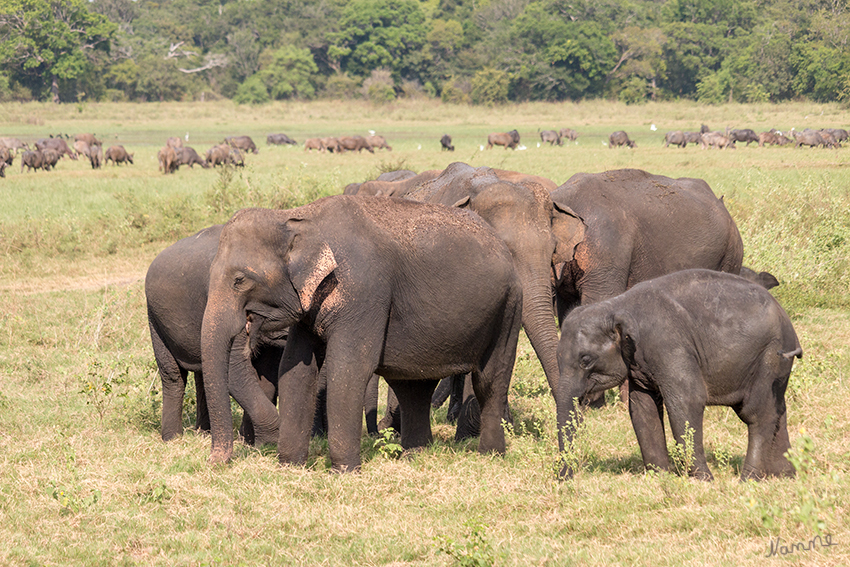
[146,225,283,445]
[550,169,743,321]
[557,269,801,481]
[408,162,582,396]
[201,196,523,471]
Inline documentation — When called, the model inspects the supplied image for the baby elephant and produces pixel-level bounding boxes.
[557,269,801,481]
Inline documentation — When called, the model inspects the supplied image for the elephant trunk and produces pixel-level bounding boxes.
[556,380,586,479]
[517,266,561,399]
[200,291,243,464]
[228,327,280,446]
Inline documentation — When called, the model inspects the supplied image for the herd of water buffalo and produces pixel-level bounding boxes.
[1,122,846,178]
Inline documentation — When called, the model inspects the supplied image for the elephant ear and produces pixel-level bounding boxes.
[284,218,338,313]
[611,310,638,364]
[551,202,586,265]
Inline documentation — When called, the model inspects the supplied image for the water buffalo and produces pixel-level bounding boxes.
[41,148,61,170]
[35,138,77,160]
[683,131,703,146]
[322,137,341,153]
[440,134,455,151]
[225,135,258,154]
[486,130,520,149]
[540,130,562,146]
[20,150,44,172]
[158,146,178,174]
[366,135,392,151]
[728,128,759,146]
[663,131,686,148]
[337,135,374,153]
[73,140,92,158]
[74,133,102,147]
[609,131,636,148]
[0,137,28,152]
[89,144,103,169]
[176,146,209,168]
[793,129,828,149]
[205,144,232,167]
[700,131,735,150]
[267,133,297,145]
[819,130,840,148]
[104,145,134,165]
[559,128,578,142]
[304,138,325,152]
[166,136,183,149]
[822,128,848,143]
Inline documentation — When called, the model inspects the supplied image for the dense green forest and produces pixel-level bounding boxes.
[1,0,849,105]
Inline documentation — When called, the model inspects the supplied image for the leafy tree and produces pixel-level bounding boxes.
[471,67,510,105]
[256,45,319,99]
[0,0,116,102]
[328,0,429,83]
[610,26,667,101]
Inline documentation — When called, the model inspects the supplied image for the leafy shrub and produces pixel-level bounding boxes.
[233,75,270,105]
[471,68,510,106]
[360,68,396,104]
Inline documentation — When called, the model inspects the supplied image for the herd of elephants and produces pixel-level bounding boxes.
[1,125,809,481]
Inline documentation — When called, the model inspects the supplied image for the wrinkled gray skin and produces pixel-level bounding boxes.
[408,162,584,396]
[557,269,801,481]
[608,131,636,148]
[550,169,743,321]
[345,169,442,197]
[440,134,454,151]
[146,225,283,445]
[201,196,522,470]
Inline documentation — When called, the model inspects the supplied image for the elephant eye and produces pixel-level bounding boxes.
[579,354,595,370]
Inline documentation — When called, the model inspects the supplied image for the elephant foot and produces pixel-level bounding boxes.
[208,447,232,465]
[330,463,362,474]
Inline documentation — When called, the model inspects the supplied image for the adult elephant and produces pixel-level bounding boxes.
[145,225,283,445]
[549,169,744,322]
[407,162,583,396]
[200,196,523,470]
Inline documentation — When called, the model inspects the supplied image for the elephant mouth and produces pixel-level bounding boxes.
[587,373,624,394]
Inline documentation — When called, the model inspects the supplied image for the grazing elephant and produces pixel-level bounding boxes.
[407,162,582,396]
[440,134,454,151]
[608,131,636,148]
[486,130,520,149]
[105,145,134,165]
[146,225,284,445]
[225,135,258,154]
[663,131,686,148]
[201,196,523,470]
[540,130,562,146]
[176,146,209,169]
[550,169,744,322]
[557,269,801,481]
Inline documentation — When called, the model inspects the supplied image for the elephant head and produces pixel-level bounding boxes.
[556,303,637,477]
[409,163,585,396]
[201,207,337,464]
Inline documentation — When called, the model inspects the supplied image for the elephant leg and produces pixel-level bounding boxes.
[735,379,794,480]
[660,375,711,480]
[431,376,453,409]
[446,373,465,424]
[385,378,439,450]
[628,379,669,473]
[150,322,187,441]
[277,327,321,466]
[455,375,480,441]
[378,386,402,433]
[364,374,380,436]
[194,371,210,433]
[311,364,328,437]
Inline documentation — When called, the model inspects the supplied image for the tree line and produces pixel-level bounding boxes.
[1,0,849,105]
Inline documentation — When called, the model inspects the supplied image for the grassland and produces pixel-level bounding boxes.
[0,99,848,566]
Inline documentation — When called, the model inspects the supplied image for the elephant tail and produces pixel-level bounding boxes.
[779,347,802,360]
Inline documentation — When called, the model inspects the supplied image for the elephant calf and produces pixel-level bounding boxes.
[557,269,801,481]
